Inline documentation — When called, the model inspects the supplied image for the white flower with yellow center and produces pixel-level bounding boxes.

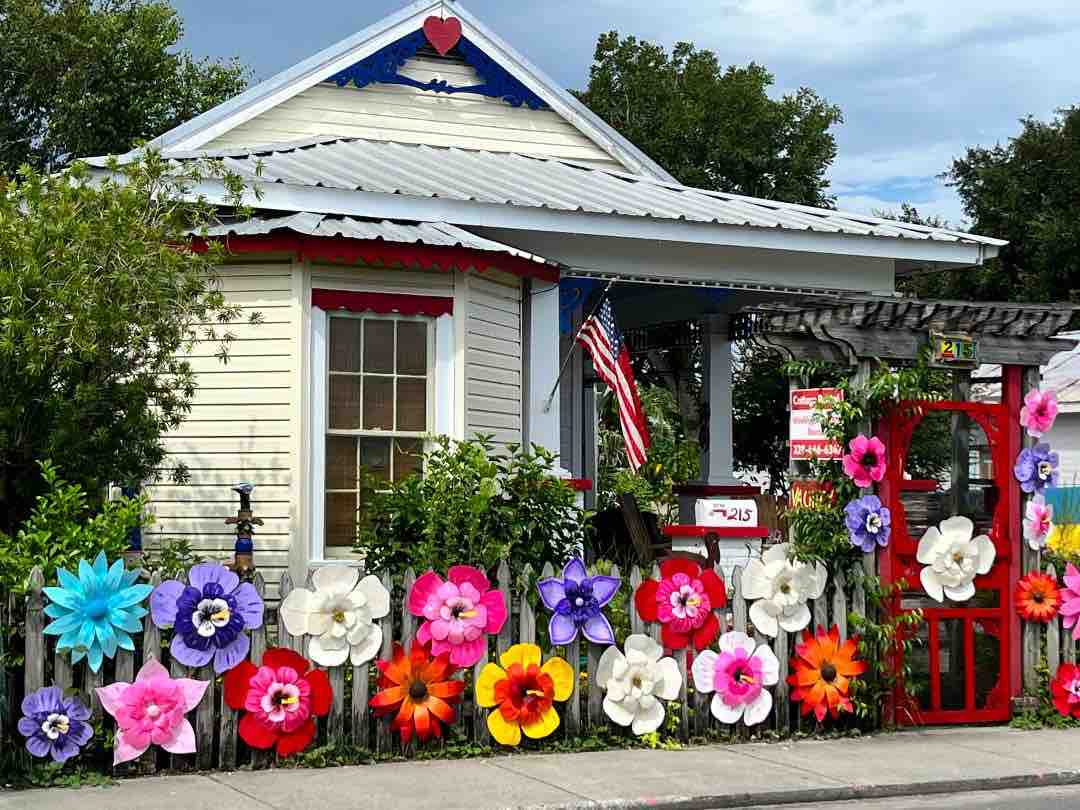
[740,543,827,637]
[595,634,682,735]
[916,515,995,603]
[279,566,390,666]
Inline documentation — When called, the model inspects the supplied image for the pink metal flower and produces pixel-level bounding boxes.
[247,662,312,732]
[841,434,887,488]
[1023,495,1054,550]
[96,658,208,765]
[691,631,779,726]
[656,573,712,634]
[408,565,508,667]
[1060,564,1080,641]
[1021,389,1058,438]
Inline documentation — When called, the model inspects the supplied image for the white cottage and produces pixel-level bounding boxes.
[86,0,1004,596]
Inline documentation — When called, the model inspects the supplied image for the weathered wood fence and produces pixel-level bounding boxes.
[7,560,864,771]
[1022,562,1078,693]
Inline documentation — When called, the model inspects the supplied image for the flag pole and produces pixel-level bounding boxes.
[541,278,616,413]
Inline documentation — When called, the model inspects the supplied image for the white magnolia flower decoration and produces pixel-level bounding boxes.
[595,634,682,735]
[740,543,827,637]
[917,515,995,603]
[279,566,391,666]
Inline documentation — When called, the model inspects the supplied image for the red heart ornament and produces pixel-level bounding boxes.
[423,16,462,56]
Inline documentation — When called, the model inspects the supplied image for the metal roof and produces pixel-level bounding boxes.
[114,137,1004,248]
[201,212,557,267]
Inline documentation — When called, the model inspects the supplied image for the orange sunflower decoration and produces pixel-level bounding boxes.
[1015,571,1060,623]
[476,643,574,746]
[787,625,866,722]
[369,642,465,744]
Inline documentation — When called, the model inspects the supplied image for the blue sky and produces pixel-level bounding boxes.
[171,0,1080,227]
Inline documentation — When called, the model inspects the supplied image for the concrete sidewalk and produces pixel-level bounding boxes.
[3,726,1080,810]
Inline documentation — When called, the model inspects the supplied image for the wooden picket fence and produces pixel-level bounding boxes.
[1022,562,1079,693]
[6,559,865,772]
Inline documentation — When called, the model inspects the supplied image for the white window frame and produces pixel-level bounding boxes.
[309,305,455,563]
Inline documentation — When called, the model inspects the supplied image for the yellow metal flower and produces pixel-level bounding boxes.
[475,643,574,746]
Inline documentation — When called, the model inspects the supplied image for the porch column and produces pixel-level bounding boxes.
[526,280,567,471]
[699,314,739,486]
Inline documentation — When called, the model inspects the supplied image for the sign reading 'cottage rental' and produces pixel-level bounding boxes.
[789,388,843,461]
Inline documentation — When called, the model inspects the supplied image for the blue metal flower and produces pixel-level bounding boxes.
[537,558,620,645]
[1015,443,1059,494]
[844,494,892,552]
[43,552,153,672]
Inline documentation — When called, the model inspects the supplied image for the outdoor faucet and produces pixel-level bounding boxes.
[226,482,263,578]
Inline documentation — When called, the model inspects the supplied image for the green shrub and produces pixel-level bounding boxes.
[354,437,586,575]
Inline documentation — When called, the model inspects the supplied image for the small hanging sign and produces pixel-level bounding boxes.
[423,15,462,55]
[930,331,978,368]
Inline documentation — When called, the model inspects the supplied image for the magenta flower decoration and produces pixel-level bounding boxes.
[1023,495,1054,550]
[841,434,887,488]
[1021,389,1059,438]
[691,631,780,726]
[408,565,508,667]
[537,558,620,645]
[96,658,209,765]
[1061,564,1080,642]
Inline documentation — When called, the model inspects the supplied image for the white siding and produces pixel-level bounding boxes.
[465,271,522,447]
[143,262,298,600]
[207,55,621,168]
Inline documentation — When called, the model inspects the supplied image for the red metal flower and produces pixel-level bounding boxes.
[223,647,332,757]
[1051,662,1080,718]
[369,642,465,745]
[787,625,866,722]
[634,558,726,652]
[1015,571,1060,623]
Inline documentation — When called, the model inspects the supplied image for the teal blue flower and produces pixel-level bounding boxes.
[43,552,152,672]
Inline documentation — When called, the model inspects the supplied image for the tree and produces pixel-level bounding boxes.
[575,32,843,206]
[731,344,790,494]
[0,155,250,533]
[0,0,249,174]
[903,108,1080,303]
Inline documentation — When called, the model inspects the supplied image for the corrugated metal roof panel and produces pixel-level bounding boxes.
[93,136,1006,247]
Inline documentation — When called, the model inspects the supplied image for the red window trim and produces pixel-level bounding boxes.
[190,233,560,284]
[313,289,453,318]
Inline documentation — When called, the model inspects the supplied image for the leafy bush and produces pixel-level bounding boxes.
[354,437,587,575]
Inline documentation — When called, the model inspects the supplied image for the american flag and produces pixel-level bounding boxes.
[576,298,650,470]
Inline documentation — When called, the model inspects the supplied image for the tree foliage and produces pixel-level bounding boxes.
[732,343,790,494]
[0,0,249,174]
[575,32,843,205]
[0,154,251,532]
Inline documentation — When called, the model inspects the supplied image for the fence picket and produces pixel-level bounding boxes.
[813,593,829,631]
[375,570,394,756]
[217,572,242,771]
[587,563,614,728]
[24,568,46,696]
[648,564,662,646]
[629,566,645,636]
[248,572,270,770]
[773,630,789,733]
[277,572,304,654]
[1047,564,1061,677]
[519,564,536,645]
[832,570,848,641]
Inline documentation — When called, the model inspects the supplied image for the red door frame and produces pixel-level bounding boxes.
[878,366,1023,724]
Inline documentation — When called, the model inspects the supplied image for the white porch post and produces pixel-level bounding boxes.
[527,280,566,471]
[700,314,739,485]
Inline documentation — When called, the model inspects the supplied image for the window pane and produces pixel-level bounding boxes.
[326,436,357,490]
[363,376,394,430]
[397,321,427,375]
[325,492,357,548]
[394,439,423,481]
[396,378,427,431]
[364,320,394,373]
[329,376,363,429]
[329,318,362,372]
[358,437,391,484]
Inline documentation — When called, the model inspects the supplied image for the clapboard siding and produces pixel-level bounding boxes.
[465,273,522,446]
[144,262,297,594]
[206,55,621,168]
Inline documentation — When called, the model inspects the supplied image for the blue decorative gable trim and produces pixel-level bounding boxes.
[329,30,547,110]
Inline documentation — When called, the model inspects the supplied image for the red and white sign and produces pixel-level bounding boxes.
[790,388,843,461]
[695,498,759,528]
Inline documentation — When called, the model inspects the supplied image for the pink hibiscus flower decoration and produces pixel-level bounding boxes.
[692,630,780,726]
[96,658,209,765]
[1060,564,1080,641]
[1023,495,1054,550]
[408,565,508,667]
[634,558,726,652]
[1021,389,1058,438]
[841,434,887,488]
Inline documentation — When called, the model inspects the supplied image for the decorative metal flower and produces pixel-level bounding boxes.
[18,686,93,763]
[1015,571,1060,624]
[843,494,892,552]
[634,558,726,651]
[740,543,826,637]
[595,634,681,735]
[1021,388,1059,438]
[787,625,865,722]
[407,565,508,667]
[369,641,465,745]
[475,643,573,746]
[916,515,995,603]
[692,631,779,727]
[43,552,153,672]
[841,434,886,488]
[150,561,264,673]
[537,558,620,646]
[1059,563,1080,641]
[223,647,332,757]
[1052,662,1080,719]
[1014,443,1059,494]
[97,658,209,765]
[1023,494,1054,550]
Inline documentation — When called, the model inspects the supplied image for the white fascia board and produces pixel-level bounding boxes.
[186,177,997,266]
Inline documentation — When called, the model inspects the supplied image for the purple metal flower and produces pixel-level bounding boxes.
[844,494,892,552]
[150,562,264,673]
[537,558,620,645]
[1015,443,1059,494]
[18,686,92,762]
